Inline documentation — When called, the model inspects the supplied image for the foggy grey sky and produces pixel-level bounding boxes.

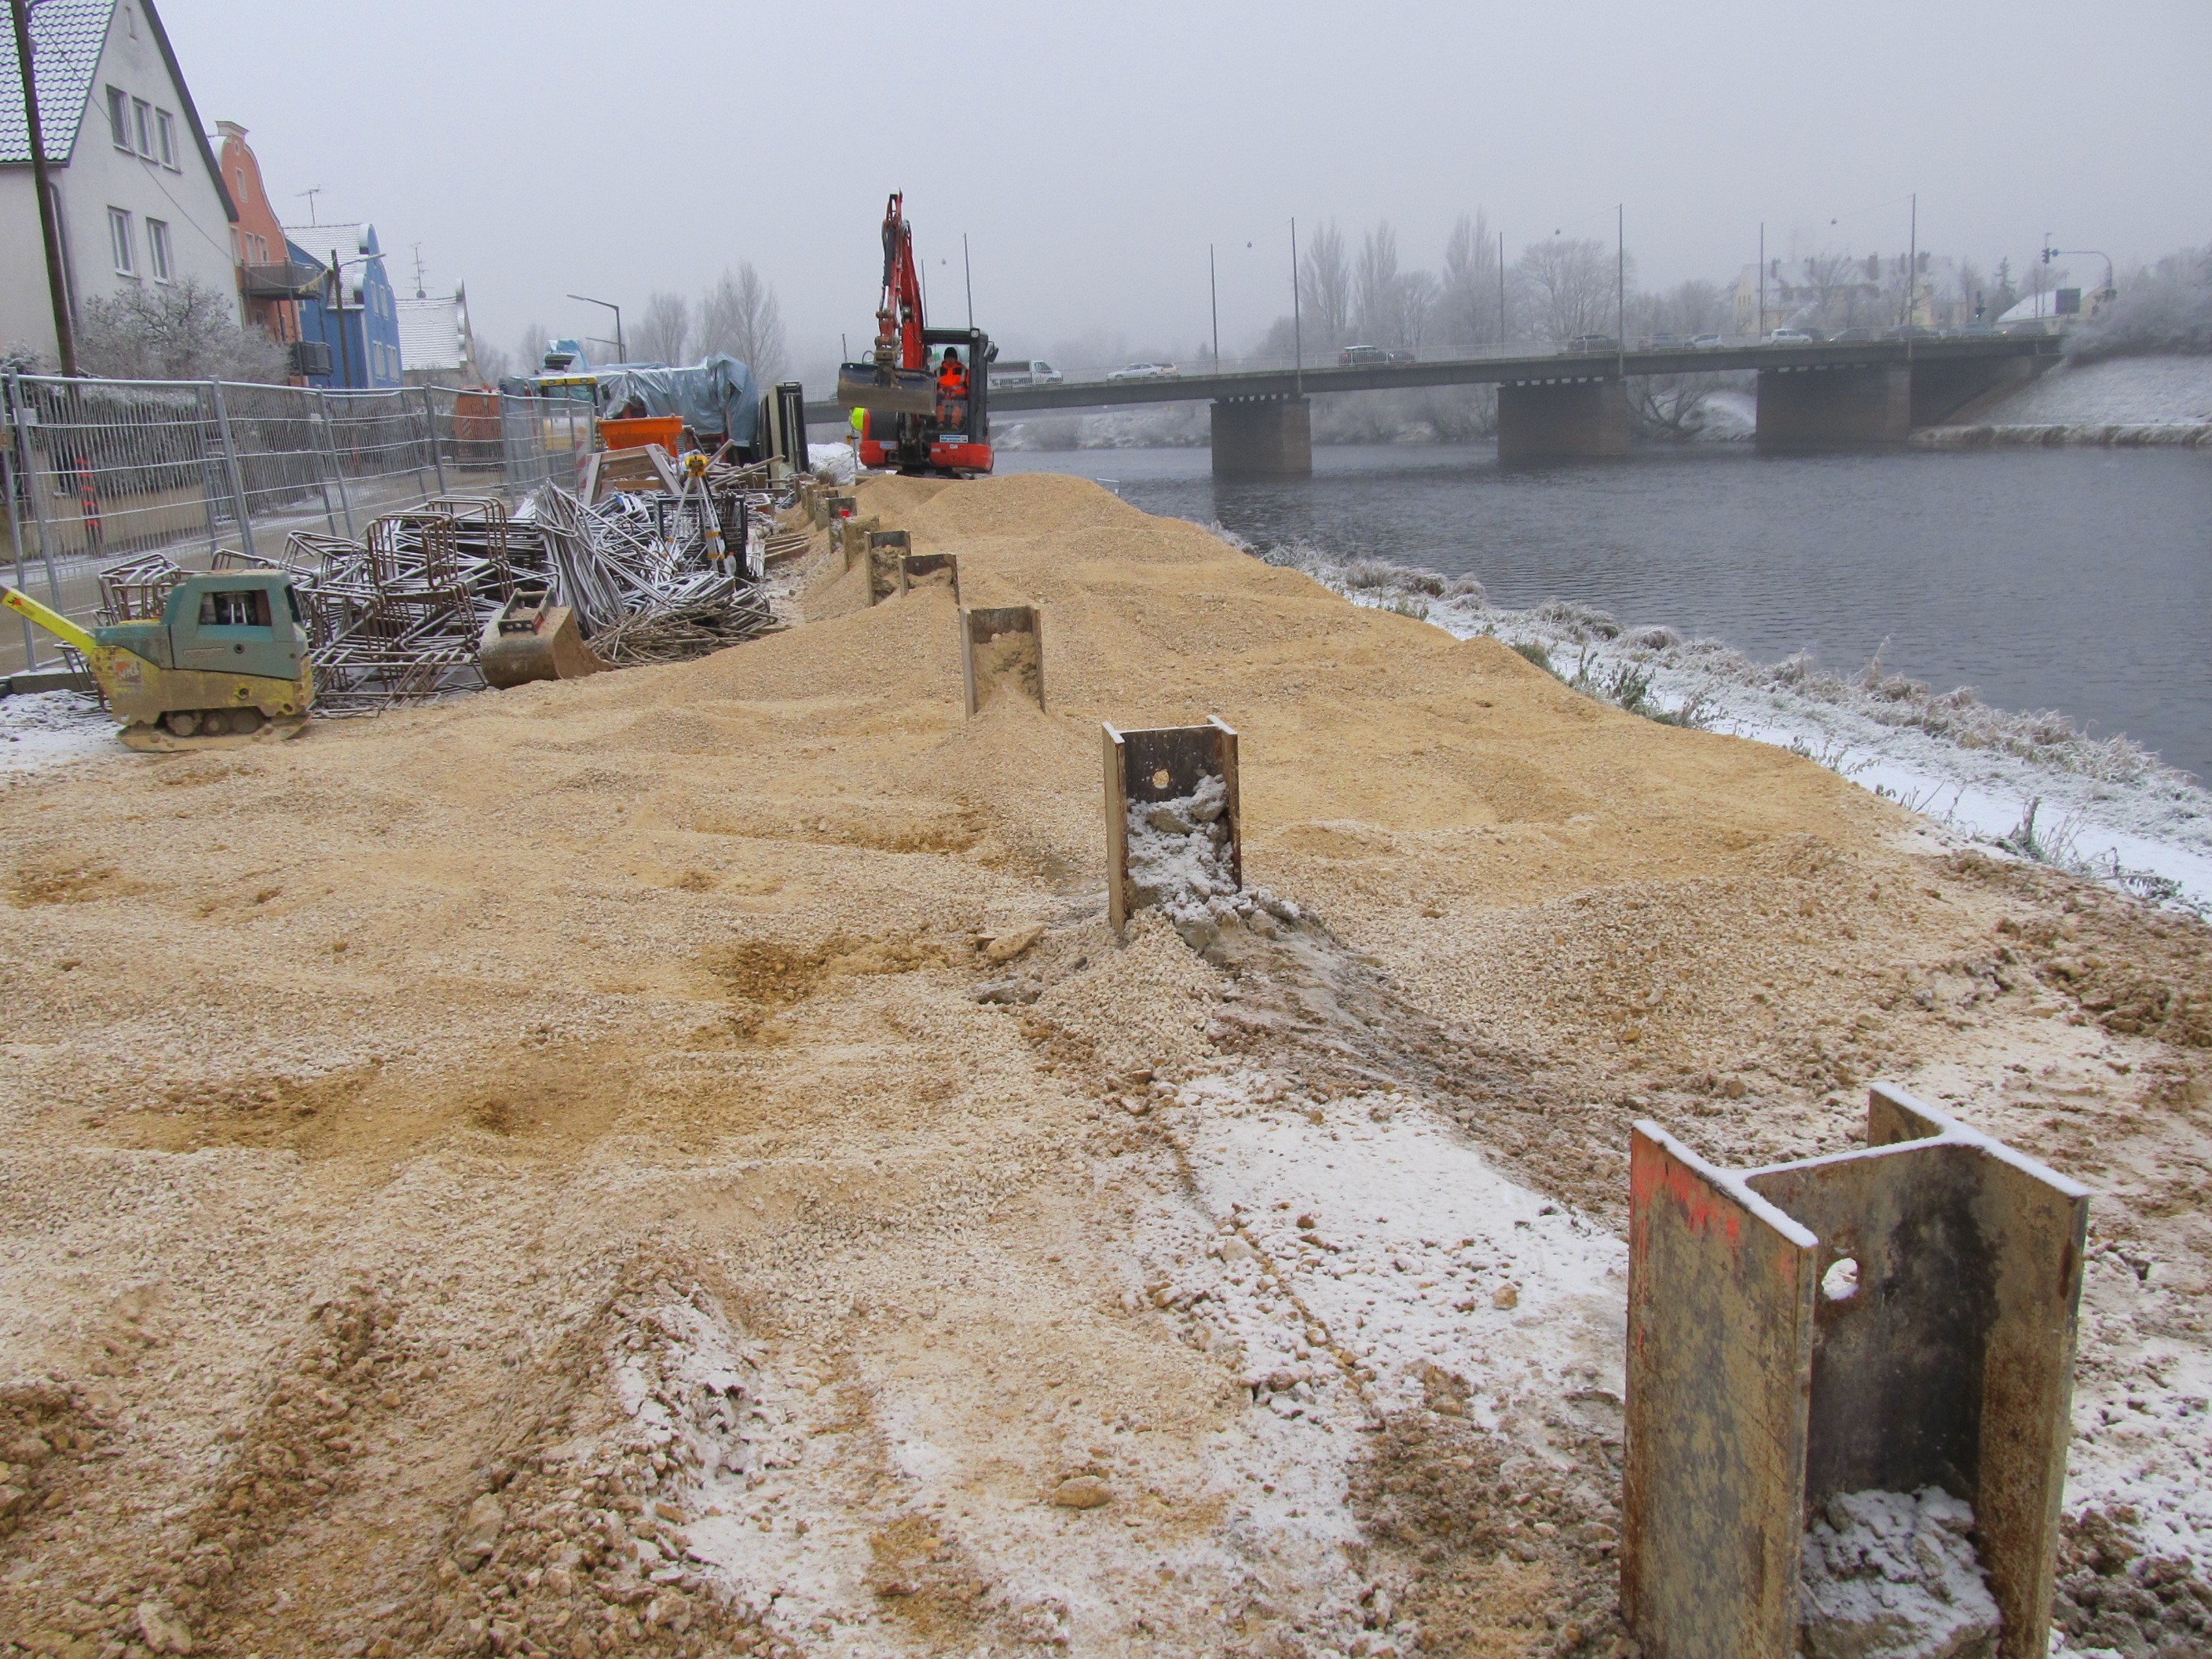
[165,0,2210,373]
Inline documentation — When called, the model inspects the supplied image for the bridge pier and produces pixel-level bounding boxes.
[1496,379,1629,463]
[1756,364,1910,451]
[1211,395,1312,480]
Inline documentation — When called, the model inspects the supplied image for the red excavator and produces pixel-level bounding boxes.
[837,192,995,477]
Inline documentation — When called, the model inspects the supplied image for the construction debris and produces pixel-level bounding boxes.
[90,478,781,713]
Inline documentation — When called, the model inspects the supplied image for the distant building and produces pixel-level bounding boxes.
[0,0,239,368]
[284,222,403,388]
[1731,252,1961,335]
[214,121,316,375]
[396,284,478,386]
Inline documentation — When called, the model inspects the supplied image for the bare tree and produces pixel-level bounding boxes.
[1440,210,1503,346]
[632,291,692,365]
[1514,237,1625,342]
[75,278,287,381]
[698,264,788,384]
[474,340,515,385]
[517,322,551,373]
[1299,221,1352,348]
[1354,222,1401,344]
[1396,270,1440,352]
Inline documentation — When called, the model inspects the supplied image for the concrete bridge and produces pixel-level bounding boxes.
[808,334,2060,476]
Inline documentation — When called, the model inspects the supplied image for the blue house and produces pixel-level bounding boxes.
[284,222,403,389]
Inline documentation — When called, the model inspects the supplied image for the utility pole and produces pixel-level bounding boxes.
[1290,218,1302,392]
[962,233,973,330]
[1209,244,1220,374]
[1498,229,1506,346]
[10,0,76,374]
[1760,222,1770,338]
[1617,203,1626,371]
[331,250,353,390]
[1905,193,1918,361]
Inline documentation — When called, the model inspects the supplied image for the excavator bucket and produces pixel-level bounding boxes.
[837,361,937,416]
[478,589,610,689]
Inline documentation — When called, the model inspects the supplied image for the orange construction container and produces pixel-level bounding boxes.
[599,416,684,452]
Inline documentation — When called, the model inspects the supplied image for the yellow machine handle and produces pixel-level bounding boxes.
[2,583,99,657]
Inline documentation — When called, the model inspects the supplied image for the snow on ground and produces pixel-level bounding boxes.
[0,688,116,778]
[1299,567,2212,916]
[1980,355,2212,427]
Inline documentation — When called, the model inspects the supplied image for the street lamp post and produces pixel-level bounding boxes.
[1209,244,1220,374]
[567,293,624,362]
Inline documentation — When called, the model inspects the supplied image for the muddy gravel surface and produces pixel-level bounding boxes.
[0,471,2206,1659]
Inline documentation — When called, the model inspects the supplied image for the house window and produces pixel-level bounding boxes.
[106,87,130,150]
[108,207,136,276]
[133,98,153,158]
[148,219,173,282]
[156,110,177,168]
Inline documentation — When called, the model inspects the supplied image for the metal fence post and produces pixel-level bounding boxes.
[207,380,258,563]
[12,375,64,616]
[422,386,449,495]
[317,390,354,537]
[2,372,39,668]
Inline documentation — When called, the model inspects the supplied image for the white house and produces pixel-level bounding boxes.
[0,0,236,368]
[396,284,478,386]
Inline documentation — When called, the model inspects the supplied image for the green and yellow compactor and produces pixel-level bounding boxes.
[2,571,313,751]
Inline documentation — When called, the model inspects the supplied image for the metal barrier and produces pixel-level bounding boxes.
[2,374,595,672]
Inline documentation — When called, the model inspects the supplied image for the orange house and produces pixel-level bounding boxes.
[217,120,313,368]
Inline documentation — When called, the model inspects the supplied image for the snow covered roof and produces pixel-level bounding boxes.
[0,0,115,163]
[397,293,471,372]
[0,0,233,218]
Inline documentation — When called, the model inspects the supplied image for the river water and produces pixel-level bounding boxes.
[998,444,2212,786]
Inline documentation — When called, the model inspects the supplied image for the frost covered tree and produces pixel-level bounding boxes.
[75,278,285,382]
[1298,222,1352,348]
[1515,237,1627,342]
[515,321,552,373]
[1440,210,1505,346]
[698,264,788,384]
[633,291,692,364]
[1353,222,1400,344]
[2071,245,2212,362]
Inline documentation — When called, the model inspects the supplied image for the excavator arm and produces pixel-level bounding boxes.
[878,191,928,372]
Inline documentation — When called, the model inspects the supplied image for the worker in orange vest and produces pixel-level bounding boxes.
[936,348,969,438]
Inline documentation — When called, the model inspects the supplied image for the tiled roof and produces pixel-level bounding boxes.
[397,295,469,371]
[2,1,233,221]
[0,0,115,165]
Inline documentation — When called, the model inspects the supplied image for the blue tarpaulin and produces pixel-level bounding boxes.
[591,354,760,448]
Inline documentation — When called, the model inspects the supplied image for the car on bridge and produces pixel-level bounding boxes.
[1638,334,1694,351]
[1338,344,1415,366]
[990,360,1064,387]
[1765,328,1818,344]
[1106,362,1182,381]
[1560,335,1621,354]
[1690,333,1723,350]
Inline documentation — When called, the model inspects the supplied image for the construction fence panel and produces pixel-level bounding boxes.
[2,375,596,672]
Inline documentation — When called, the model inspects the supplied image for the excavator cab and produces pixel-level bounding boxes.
[851,329,997,478]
